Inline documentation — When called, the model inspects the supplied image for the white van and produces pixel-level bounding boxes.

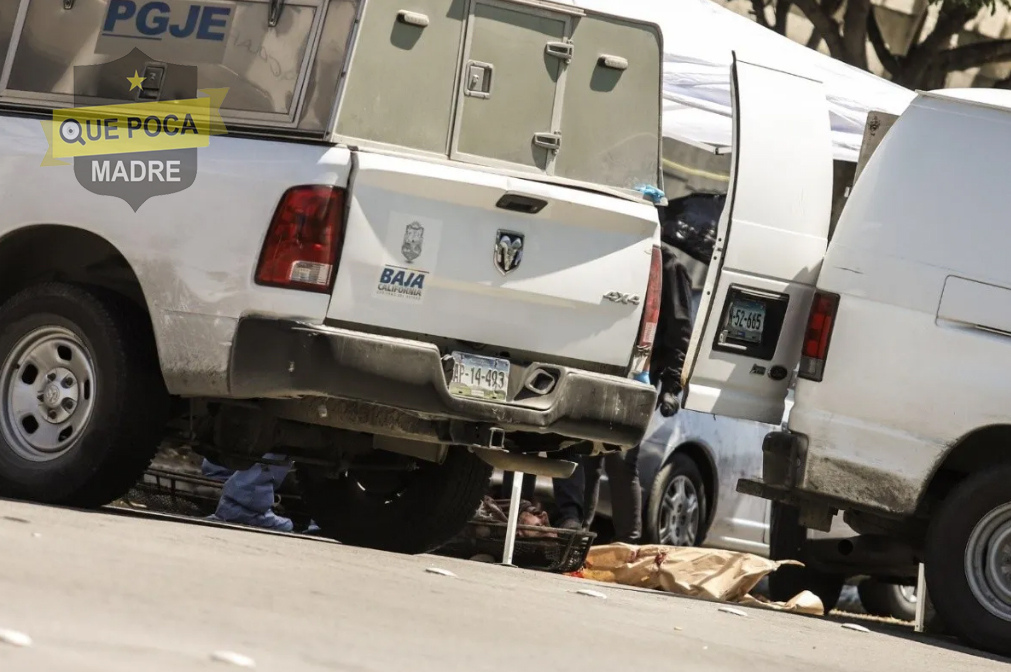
[728,86,1011,653]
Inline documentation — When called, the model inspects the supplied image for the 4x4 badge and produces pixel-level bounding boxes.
[494,230,524,275]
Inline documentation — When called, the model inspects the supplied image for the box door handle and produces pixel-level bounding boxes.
[545,41,573,63]
[397,10,430,26]
[599,54,629,70]
[136,63,167,101]
[464,61,494,99]
[532,132,561,152]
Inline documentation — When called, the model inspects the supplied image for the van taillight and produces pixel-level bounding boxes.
[631,246,663,376]
[255,185,345,293]
[798,291,840,382]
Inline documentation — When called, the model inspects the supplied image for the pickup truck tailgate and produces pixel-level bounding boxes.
[327,152,659,368]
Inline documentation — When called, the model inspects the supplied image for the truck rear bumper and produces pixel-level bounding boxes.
[229,318,657,447]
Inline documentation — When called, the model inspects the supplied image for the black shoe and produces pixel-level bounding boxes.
[556,517,583,531]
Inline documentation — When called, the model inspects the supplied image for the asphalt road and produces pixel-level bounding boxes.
[0,500,1008,672]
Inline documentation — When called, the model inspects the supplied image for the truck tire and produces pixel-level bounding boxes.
[768,502,845,613]
[298,447,492,554]
[858,579,917,621]
[925,463,1011,656]
[645,453,708,546]
[0,283,168,507]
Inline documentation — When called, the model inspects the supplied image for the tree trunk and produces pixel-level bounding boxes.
[841,0,871,69]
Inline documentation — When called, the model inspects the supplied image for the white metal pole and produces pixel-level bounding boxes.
[914,563,928,633]
[501,471,524,566]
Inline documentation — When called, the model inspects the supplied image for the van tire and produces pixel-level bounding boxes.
[768,502,845,613]
[0,283,168,507]
[298,448,492,554]
[925,463,1011,656]
[858,579,917,621]
[645,453,708,546]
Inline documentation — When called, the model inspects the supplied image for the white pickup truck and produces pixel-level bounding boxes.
[0,0,668,552]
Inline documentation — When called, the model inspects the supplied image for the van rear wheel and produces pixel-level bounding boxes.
[925,463,1011,656]
[858,579,917,621]
[298,447,492,554]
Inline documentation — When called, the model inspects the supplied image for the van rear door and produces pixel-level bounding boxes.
[681,55,833,424]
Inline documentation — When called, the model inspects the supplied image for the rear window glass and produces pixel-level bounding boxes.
[5,0,325,119]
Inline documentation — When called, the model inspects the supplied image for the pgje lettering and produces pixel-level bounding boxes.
[103,0,231,41]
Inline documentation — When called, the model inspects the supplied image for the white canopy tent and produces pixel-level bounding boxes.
[565,0,917,162]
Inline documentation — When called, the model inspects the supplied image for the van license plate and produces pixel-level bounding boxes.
[725,299,766,344]
[449,352,510,401]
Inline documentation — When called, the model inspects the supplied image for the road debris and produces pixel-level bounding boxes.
[0,628,32,647]
[841,623,871,633]
[575,589,607,599]
[425,567,457,578]
[210,650,256,667]
[719,607,748,617]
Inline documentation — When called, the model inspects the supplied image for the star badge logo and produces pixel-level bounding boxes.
[127,70,147,92]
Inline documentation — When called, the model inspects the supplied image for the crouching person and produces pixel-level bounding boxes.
[201,455,318,534]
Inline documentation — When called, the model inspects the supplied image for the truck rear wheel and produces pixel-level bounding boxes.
[768,502,845,613]
[0,283,168,507]
[925,463,1011,656]
[298,447,492,554]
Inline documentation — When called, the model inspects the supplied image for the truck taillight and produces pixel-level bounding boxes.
[630,246,663,376]
[798,291,840,382]
[255,185,345,293]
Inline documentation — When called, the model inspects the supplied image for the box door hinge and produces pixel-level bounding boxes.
[532,132,561,152]
[544,40,573,63]
[268,0,285,27]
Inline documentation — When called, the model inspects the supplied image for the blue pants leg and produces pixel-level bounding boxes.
[211,453,295,532]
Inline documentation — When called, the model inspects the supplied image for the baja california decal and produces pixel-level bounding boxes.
[375,213,442,303]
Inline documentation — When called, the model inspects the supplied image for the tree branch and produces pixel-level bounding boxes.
[994,70,1011,88]
[842,0,871,67]
[867,6,900,75]
[913,2,976,58]
[901,1,977,86]
[750,0,771,28]
[821,0,844,16]
[774,0,792,35]
[938,37,1011,72]
[792,0,847,59]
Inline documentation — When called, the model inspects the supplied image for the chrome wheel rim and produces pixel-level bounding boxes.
[965,501,1011,622]
[899,584,918,604]
[659,474,700,546]
[0,326,96,462]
